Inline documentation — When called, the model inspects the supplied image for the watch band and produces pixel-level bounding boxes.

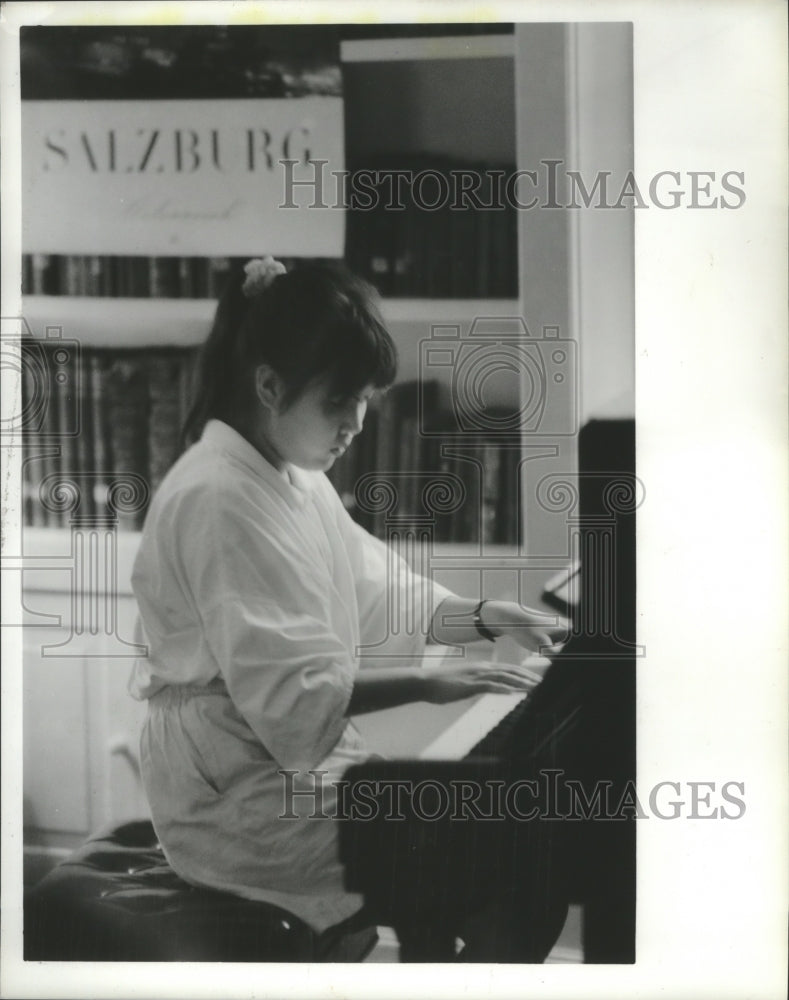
[473,600,497,642]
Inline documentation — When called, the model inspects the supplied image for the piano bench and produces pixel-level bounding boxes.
[24,820,377,963]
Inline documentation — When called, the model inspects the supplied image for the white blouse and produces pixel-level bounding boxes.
[130,419,451,769]
[128,420,452,928]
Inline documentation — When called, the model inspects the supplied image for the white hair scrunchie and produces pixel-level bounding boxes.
[242,256,287,297]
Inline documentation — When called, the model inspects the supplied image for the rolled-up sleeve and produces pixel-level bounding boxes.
[202,600,354,771]
[326,490,454,666]
[180,488,355,771]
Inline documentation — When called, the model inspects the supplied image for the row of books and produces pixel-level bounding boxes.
[21,255,309,300]
[21,340,521,543]
[23,225,516,302]
[345,156,519,299]
[21,341,197,531]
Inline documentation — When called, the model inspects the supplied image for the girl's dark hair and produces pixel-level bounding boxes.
[181,261,397,447]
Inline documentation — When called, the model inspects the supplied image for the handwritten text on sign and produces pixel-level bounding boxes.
[22,98,345,256]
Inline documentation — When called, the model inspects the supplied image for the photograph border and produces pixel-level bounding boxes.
[2,1,787,998]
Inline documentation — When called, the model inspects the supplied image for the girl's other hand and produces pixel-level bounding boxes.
[482,601,569,655]
[420,659,544,704]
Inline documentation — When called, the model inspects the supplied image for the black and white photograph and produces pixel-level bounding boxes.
[1,2,785,998]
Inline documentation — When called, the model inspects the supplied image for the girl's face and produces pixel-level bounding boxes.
[263,376,375,472]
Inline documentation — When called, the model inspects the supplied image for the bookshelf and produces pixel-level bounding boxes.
[20,25,523,542]
[17,16,635,582]
[22,294,520,347]
[23,295,213,347]
[20,293,526,540]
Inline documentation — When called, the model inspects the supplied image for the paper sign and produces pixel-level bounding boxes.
[21,97,345,256]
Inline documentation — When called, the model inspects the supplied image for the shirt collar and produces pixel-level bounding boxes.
[201,420,313,510]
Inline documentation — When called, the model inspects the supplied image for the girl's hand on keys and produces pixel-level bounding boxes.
[420,660,544,704]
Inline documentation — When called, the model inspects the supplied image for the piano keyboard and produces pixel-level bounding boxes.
[420,653,553,760]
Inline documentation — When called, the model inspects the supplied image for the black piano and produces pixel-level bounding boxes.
[340,420,637,962]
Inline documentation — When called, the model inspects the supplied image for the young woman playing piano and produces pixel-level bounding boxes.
[128,257,567,958]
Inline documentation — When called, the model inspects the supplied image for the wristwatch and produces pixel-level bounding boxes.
[472,600,497,642]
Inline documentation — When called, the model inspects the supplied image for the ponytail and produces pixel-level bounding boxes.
[180,270,247,448]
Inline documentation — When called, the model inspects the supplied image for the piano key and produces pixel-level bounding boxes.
[420,692,526,759]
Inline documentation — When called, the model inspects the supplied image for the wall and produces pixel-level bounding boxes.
[514,24,576,559]
[571,22,635,421]
[514,22,634,561]
[22,529,149,862]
